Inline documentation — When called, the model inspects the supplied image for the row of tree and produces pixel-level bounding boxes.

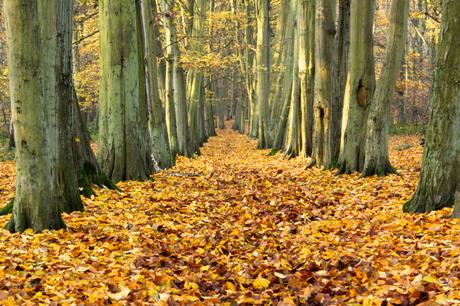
[243,0,459,216]
[3,0,223,232]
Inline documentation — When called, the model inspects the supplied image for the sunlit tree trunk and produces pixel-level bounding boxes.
[256,0,271,149]
[244,0,257,138]
[98,0,152,182]
[308,0,337,169]
[333,0,350,160]
[404,0,460,214]
[5,0,66,232]
[298,0,315,157]
[362,0,408,177]
[188,0,208,149]
[140,0,174,169]
[284,24,301,158]
[161,0,179,156]
[337,0,375,174]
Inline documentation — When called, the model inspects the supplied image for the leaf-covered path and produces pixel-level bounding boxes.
[0,128,460,305]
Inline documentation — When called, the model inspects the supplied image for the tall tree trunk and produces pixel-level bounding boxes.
[98,0,152,182]
[140,0,174,169]
[5,0,66,232]
[403,0,460,214]
[334,0,350,160]
[270,0,297,153]
[298,0,315,157]
[308,0,337,169]
[188,0,208,150]
[53,0,84,213]
[256,0,271,149]
[362,0,408,177]
[337,0,376,174]
[284,23,301,159]
[244,0,257,138]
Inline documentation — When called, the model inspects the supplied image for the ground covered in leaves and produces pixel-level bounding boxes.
[0,128,460,305]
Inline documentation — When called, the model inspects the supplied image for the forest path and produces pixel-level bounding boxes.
[2,128,460,304]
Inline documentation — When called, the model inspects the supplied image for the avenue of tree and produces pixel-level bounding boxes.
[1,0,459,232]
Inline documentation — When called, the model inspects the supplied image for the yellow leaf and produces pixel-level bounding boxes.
[253,277,270,289]
[184,281,199,291]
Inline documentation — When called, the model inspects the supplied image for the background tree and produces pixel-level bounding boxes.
[362,0,408,177]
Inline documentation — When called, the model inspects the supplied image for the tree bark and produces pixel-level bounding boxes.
[362,0,408,177]
[337,0,375,174]
[5,0,66,232]
[140,0,174,169]
[309,0,337,169]
[299,0,315,158]
[256,0,271,149]
[98,0,152,182]
[403,0,460,214]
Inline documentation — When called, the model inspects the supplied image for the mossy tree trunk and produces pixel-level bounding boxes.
[139,0,174,169]
[5,0,66,232]
[244,0,257,138]
[309,0,337,169]
[404,0,460,214]
[362,0,408,177]
[255,0,271,149]
[337,0,375,174]
[98,0,152,182]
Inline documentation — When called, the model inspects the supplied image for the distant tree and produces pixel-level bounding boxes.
[362,0,408,177]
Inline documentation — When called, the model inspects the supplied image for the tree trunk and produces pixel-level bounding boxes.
[188,0,208,150]
[5,0,66,232]
[53,0,84,213]
[403,0,460,214]
[334,0,350,160]
[256,0,271,149]
[362,0,408,177]
[98,0,152,182]
[298,0,315,158]
[337,0,375,174]
[284,24,301,159]
[140,0,174,169]
[309,0,337,169]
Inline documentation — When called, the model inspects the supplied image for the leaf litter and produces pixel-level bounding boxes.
[0,131,459,305]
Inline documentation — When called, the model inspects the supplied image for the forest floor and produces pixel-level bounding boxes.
[0,127,459,305]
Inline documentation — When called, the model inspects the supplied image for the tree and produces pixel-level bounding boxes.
[162,0,194,157]
[139,0,175,169]
[362,0,408,177]
[337,0,375,174]
[298,0,315,158]
[255,0,271,149]
[308,0,337,169]
[98,0,152,182]
[403,0,460,214]
[4,0,66,232]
